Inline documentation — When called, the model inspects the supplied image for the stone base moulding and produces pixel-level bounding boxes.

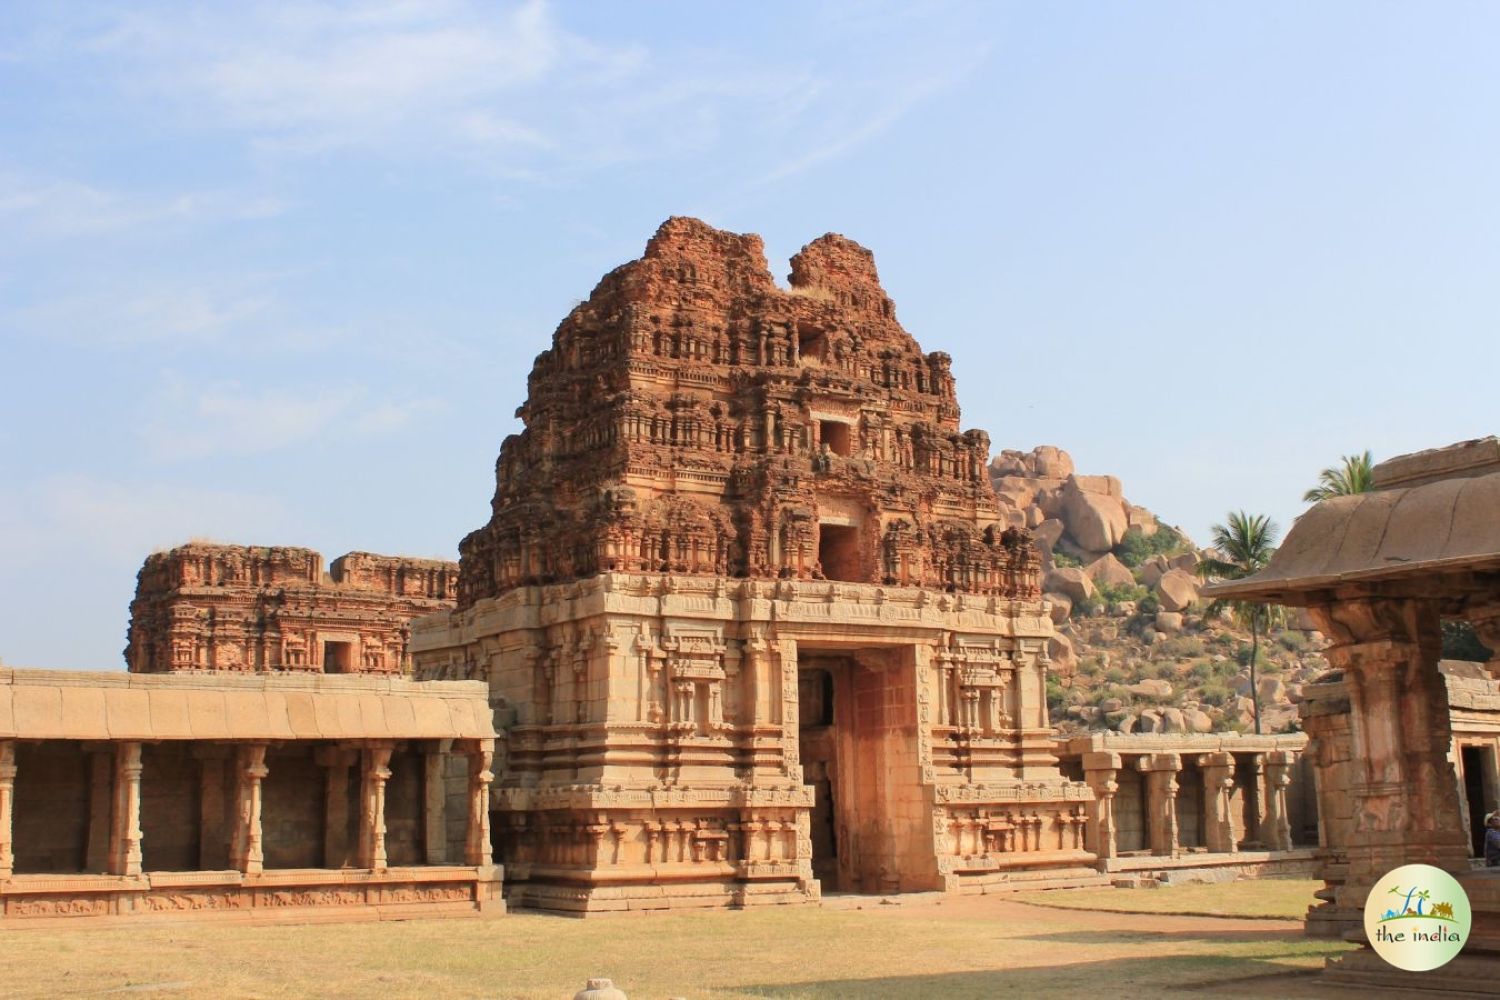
[0,865,504,924]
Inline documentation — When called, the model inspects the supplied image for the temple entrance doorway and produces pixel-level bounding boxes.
[796,647,933,894]
[1461,745,1493,858]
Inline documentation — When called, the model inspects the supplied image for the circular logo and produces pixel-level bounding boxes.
[1364,863,1472,972]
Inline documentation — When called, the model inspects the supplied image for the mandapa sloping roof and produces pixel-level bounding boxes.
[1203,469,1500,605]
[0,668,494,742]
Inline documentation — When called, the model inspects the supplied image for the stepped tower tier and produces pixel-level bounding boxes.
[415,219,1096,914]
[456,216,1039,608]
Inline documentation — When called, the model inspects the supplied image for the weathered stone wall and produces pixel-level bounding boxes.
[140,744,203,872]
[12,742,90,874]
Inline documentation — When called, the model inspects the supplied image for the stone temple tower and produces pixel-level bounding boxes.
[413,218,1097,912]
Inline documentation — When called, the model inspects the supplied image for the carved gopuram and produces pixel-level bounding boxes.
[0,667,500,921]
[412,217,1099,913]
[1053,733,1317,883]
[127,543,457,675]
[1206,436,1500,993]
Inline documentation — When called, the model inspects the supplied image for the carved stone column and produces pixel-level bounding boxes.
[316,746,357,868]
[229,743,269,875]
[0,740,14,878]
[1242,753,1266,846]
[109,742,144,877]
[1081,751,1120,860]
[1307,598,1470,897]
[1263,749,1296,852]
[1198,751,1238,854]
[1138,753,1181,858]
[357,744,394,871]
[465,739,495,866]
[424,739,452,865]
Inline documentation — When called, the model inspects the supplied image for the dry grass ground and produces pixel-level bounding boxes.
[2,881,1357,1000]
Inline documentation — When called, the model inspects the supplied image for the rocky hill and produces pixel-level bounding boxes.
[991,446,1324,736]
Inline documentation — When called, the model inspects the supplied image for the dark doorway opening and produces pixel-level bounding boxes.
[818,420,853,457]
[1463,745,1489,857]
[797,649,933,894]
[817,524,861,582]
[323,640,354,674]
[799,667,838,887]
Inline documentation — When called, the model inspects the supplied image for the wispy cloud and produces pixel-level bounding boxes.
[143,376,446,461]
[6,273,325,349]
[86,0,591,157]
[0,170,285,239]
[0,474,291,566]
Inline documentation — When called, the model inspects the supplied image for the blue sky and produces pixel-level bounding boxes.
[3,1,1498,669]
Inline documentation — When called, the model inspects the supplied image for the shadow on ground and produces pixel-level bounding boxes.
[1012,926,1308,945]
[740,949,1358,999]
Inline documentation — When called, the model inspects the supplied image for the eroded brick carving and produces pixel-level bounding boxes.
[126,544,457,674]
[456,217,1039,607]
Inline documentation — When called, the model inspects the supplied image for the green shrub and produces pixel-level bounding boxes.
[1097,581,1149,606]
[1277,630,1310,654]
[1198,679,1233,706]
[1443,620,1494,662]
[1113,523,1189,567]
[1045,674,1068,719]
[1104,667,1126,684]
[1052,549,1082,568]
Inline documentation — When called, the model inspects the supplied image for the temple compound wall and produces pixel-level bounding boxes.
[127,543,457,676]
[412,218,1100,913]
[1208,436,1500,994]
[1052,733,1317,883]
[0,668,499,922]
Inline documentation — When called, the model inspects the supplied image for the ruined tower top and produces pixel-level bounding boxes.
[458,217,1036,608]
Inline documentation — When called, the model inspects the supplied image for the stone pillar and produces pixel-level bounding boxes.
[1198,751,1238,855]
[1298,671,1360,938]
[1308,598,1470,898]
[316,746,356,868]
[85,748,113,872]
[1263,749,1295,852]
[1138,753,1181,858]
[424,739,452,865]
[1082,751,1120,860]
[0,740,14,878]
[229,743,269,875]
[1243,753,1265,846]
[109,741,144,877]
[465,739,495,866]
[357,744,394,871]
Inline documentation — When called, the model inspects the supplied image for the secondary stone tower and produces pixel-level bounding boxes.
[414,218,1097,912]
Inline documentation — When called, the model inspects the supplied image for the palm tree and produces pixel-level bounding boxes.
[1197,511,1284,735]
[1303,450,1374,502]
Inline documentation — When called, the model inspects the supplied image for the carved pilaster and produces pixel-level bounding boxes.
[1263,749,1296,852]
[465,739,495,866]
[0,740,14,878]
[230,743,268,875]
[1138,752,1181,858]
[358,744,394,871]
[424,739,452,865]
[1198,751,1238,854]
[110,742,144,877]
[1082,751,1119,859]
